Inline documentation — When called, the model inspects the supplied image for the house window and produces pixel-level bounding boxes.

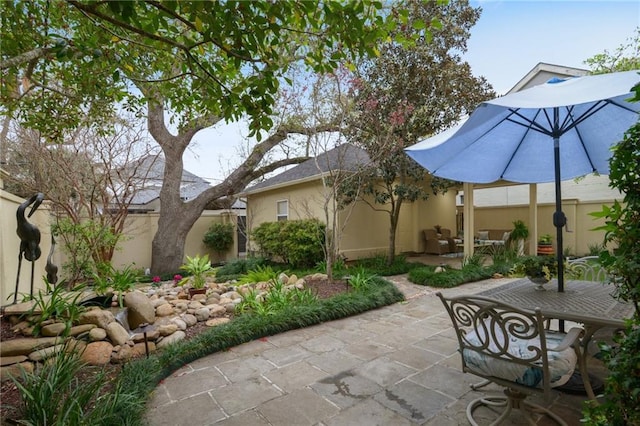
[276,200,288,221]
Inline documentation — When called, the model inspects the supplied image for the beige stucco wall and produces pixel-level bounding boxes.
[246,178,458,260]
[466,199,612,256]
[1,189,53,303]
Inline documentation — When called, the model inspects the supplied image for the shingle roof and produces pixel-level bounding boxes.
[245,143,371,194]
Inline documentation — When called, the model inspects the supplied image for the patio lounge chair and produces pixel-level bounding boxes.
[436,292,583,426]
[424,228,455,255]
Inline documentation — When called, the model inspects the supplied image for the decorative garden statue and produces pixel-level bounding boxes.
[46,234,58,285]
[13,193,45,303]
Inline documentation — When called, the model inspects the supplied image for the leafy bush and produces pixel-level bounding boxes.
[179,254,212,288]
[26,279,86,337]
[11,343,127,425]
[203,222,234,255]
[251,219,325,269]
[237,264,279,285]
[407,263,495,288]
[92,264,139,307]
[347,268,376,292]
[215,257,268,281]
[352,254,423,276]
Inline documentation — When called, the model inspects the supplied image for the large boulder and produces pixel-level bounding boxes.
[80,341,113,365]
[124,291,156,329]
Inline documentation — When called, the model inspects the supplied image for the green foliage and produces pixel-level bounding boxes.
[341,0,494,264]
[237,265,279,285]
[352,254,423,276]
[203,222,234,255]
[509,220,529,241]
[26,279,86,337]
[407,263,497,288]
[461,252,485,268]
[315,257,347,276]
[584,86,640,424]
[11,343,128,425]
[585,28,640,74]
[587,242,606,256]
[52,218,119,285]
[91,264,139,308]
[538,234,552,244]
[235,277,320,317]
[179,254,212,289]
[510,255,558,281]
[2,1,403,141]
[347,268,376,292]
[251,219,326,269]
[214,257,268,282]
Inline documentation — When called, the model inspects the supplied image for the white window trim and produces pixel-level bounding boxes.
[276,199,288,221]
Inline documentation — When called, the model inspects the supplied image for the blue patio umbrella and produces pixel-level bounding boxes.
[406,70,640,292]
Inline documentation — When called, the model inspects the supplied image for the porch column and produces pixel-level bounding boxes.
[529,184,538,256]
[463,182,475,256]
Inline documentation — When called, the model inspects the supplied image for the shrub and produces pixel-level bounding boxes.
[237,264,279,285]
[203,222,234,256]
[215,257,267,280]
[353,254,423,276]
[26,279,86,337]
[251,219,325,269]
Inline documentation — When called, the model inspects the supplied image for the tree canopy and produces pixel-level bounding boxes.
[343,0,495,263]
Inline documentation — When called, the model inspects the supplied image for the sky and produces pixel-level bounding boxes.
[183,1,640,183]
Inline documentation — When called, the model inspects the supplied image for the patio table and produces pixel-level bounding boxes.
[476,278,636,401]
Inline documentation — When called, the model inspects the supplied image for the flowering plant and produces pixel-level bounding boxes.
[152,276,161,283]
[173,274,182,284]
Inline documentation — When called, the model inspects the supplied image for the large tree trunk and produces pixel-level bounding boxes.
[143,92,313,275]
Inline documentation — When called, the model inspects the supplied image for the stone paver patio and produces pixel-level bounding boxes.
[145,275,599,425]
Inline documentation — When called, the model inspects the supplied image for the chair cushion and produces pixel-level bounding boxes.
[463,328,576,389]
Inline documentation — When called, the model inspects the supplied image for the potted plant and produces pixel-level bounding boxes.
[537,234,554,255]
[179,254,212,297]
[509,220,529,256]
[512,255,558,290]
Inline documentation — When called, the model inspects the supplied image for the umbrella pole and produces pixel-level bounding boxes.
[553,134,565,294]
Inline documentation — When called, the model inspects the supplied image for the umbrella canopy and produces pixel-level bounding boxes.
[406,70,640,292]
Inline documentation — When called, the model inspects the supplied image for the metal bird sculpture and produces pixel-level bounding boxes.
[14,193,45,303]
[46,234,58,285]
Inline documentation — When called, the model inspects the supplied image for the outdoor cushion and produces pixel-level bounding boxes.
[462,326,576,389]
[477,231,489,240]
[502,231,511,241]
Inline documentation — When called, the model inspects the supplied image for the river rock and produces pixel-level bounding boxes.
[29,343,66,362]
[106,322,130,346]
[156,331,186,348]
[41,323,69,337]
[171,318,187,331]
[79,309,115,329]
[0,337,62,357]
[194,307,210,322]
[89,327,107,342]
[1,361,34,382]
[206,318,230,327]
[208,304,226,317]
[0,355,28,366]
[69,324,96,336]
[124,291,156,329]
[157,323,178,336]
[81,341,113,365]
[156,303,174,317]
[181,314,197,327]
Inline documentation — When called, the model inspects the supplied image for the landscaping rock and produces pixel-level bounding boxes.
[89,327,107,342]
[81,341,113,366]
[0,355,28,367]
[194,307,210,322]
[156,331,186,348]
[155,303,174,317]
[208,304,226,317]
[1,361,34,382]
[28,343,66,362]
[106,322,130,346]
[79,309,115,329]
[182,314,197,327]
[157,324,178,336]
[41,323,68,337]
[205,318,230,327]
[69,324,96,336]
[124,291,156,328]
[0,337,61,357]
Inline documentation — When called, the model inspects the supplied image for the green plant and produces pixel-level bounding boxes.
[11,343,126,425]
[179,254,212,289]
[584,93,640,423]
[538,234,552,244]
[52,218,120,286]
[251,219,326,268]
[203,222,234,257]
[26,279,86,336]
[587,242,606,256]
[91,264,139,307]
[238,264,279,285]
[509,220,529,256]
[348,268,376,292]
[511,255,558,282]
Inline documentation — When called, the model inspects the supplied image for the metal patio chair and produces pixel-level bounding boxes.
[436,292,583,425]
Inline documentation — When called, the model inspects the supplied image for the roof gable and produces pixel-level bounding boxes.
[245,144,370,194]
